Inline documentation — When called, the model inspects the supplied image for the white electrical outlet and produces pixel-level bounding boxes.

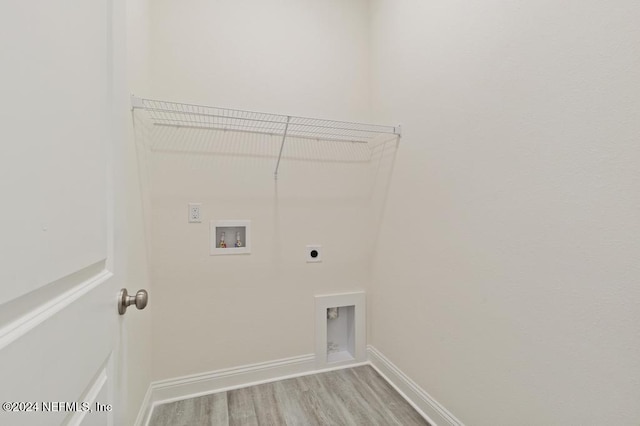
[188,203,202,223]
[306,245,322,263]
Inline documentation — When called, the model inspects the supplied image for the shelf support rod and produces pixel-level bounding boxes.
[274,116,291,180]
[130,94,144,111]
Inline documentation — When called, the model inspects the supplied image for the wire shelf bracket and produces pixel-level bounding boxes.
[131,95,401,178]
[274,116,291,180]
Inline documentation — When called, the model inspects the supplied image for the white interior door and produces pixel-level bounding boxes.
[0,1,132,425]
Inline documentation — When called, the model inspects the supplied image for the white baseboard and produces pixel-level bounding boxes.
[137,348,461,426]
[138,353,348,426]
[367,345,463,426]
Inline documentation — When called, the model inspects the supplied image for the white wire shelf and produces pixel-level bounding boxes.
[131,95,401,178]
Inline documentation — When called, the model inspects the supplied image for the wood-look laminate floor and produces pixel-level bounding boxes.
[149,365,430,426]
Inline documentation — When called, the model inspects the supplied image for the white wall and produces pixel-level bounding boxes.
[148,0,371,122]
[369,1,640,424]
[143,0,388,380]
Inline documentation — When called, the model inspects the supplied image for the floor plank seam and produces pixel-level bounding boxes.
[148,365,430,426]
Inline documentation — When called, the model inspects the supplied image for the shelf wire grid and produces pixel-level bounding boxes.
[135,97,400,144]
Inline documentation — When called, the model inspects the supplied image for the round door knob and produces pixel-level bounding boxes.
[118,288,149,315]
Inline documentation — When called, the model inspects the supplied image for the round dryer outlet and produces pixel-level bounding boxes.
[306,245,322,263]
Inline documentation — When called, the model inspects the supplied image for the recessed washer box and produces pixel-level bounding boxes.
[210,220,251,255]
[315,292,366,369]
